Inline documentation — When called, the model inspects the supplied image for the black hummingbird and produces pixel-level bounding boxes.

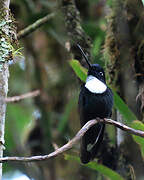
[77,44,113,164]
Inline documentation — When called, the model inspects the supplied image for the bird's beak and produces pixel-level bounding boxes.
[76,44,92,68]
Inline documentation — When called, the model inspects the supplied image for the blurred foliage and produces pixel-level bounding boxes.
[131,121,144,159]
[57,98,77,134]
[65,154,124,180]
[113,91,137,124]
[5,103,33,150]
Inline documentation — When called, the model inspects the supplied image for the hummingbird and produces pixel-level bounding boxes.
[77,44,113,164]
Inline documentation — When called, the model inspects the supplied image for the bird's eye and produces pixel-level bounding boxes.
[99,72,103,76]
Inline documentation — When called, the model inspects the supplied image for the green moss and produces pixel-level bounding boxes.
[0,11,17,71]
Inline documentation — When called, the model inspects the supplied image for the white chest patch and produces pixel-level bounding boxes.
[85,75,107,94]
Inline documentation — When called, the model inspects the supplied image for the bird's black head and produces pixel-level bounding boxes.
[77,44,106,83]
[88,64,106,83]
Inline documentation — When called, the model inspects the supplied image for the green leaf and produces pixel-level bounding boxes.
[69,60,87,82]
[65,154,124,180]
[131,120,144,159]
[113,90,137,124]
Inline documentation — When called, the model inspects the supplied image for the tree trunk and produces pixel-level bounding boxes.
[0,0,10,179]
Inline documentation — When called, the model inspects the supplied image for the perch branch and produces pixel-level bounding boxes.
[5,90,40,103]
[102,118,144,137]
[17,12,55,39]
[0,118,143,163]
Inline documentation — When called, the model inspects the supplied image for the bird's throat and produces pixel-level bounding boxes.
[85,75,107,94]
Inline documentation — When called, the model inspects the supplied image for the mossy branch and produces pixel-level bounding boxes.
[0,0,11,178]
[17,13,55,39]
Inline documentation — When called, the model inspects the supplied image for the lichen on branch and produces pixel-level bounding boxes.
[0,13,13,70]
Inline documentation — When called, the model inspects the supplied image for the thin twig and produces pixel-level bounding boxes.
[17,13,55,39]
[0,118,143,163]
[5,90,40,103]
[102,118,144,137]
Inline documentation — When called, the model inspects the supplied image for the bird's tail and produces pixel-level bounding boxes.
[80,123,105,164]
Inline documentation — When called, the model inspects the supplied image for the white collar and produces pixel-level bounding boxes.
[85,75,107,94]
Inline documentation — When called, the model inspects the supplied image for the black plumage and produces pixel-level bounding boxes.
[77,45,113,164]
